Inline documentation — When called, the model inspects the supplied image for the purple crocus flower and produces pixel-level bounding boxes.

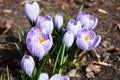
[54,13,63,31]
[62,31,74,48]
[76,29,101,51]
[76,11,98,30]
[38,73,70,80]
[66,19,82,36]
[38,73,49,80]
[21,55,35,76]
[36,15,53,34]
[50,74,70,80]
[24,1,40,27]
[26,27,53,60]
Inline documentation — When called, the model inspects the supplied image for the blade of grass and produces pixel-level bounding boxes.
[0,76,3,80]
[6,65,10,80]
[59,44,65,74]
[14,43,20,51]
[79,4,84,12]
[3,75,5,80]
[52,45,63,74]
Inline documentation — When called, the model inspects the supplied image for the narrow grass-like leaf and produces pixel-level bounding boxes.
[60,44,65,65]
[63,54,68,64]
[59,44,65,74]
[14,43,20,51]
[3,75,5,80]
[21,73,26,80]
[6,65,10,80]
[18,32,22,43]
[79,4,84,12]
[0,76,3,80]
[52,45,63,74]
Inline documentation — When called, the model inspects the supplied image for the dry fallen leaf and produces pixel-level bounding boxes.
[86,64,101,73]
[86,72,95,78]
[67,69,81,78]
[3,19,13,34]
[92,65,101,73]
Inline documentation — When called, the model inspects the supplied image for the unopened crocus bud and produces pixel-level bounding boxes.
[54,13,63,31]
[66,19,82,36]
[76,11,98,30]
[21,55,35,76]
[50,74,70,80]
[36,15,53,34]
[62,31,74,48]
[26,27,53,60]
[25,1,40,27]
[38,73,49,80]
[76,29,101,51]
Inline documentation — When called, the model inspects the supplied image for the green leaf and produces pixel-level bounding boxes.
[0,76,3,80]
[52,45,63,74]
[79,4,84,12]
[14,43,20,51]
[6,65,10,80]
[18,32,22,43]
[59,44,66,74]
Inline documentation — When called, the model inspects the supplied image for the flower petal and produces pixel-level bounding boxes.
[62,31,74,48]
[76,38,89,51]
[25,1,40,26]
[38,73,49,80]
[41,15,54,34]
[91,18,98,30]
[88,30,96,40]
[54,13,63,31]
[91,35,101,49]
[21,55,35,76]
[50,74,62,80]
[66,19,82,36]
[62,76,70,80]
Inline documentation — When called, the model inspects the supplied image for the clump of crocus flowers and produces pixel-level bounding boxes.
[20,1,101,80]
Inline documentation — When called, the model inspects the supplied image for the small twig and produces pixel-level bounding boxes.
[93,61,111,66]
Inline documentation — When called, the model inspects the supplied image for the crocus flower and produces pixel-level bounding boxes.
[62,31,74,49]
[25,1,40,26]
[36,15,53,34]
[26,27,53,60]
[76,29,101,51]
[50,74,70,80]
[76,11,98,30]
[66,19,82,36]
[38,73,70,80]
[38,73,49,80]
[54,13,63,31]
[21,55,35,76]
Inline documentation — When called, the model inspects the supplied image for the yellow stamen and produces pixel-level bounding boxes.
[84,35,90,41]
[36,29,39,33]
[44,19,48,22]
[87,15,90,20]
[38,36,45,43]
